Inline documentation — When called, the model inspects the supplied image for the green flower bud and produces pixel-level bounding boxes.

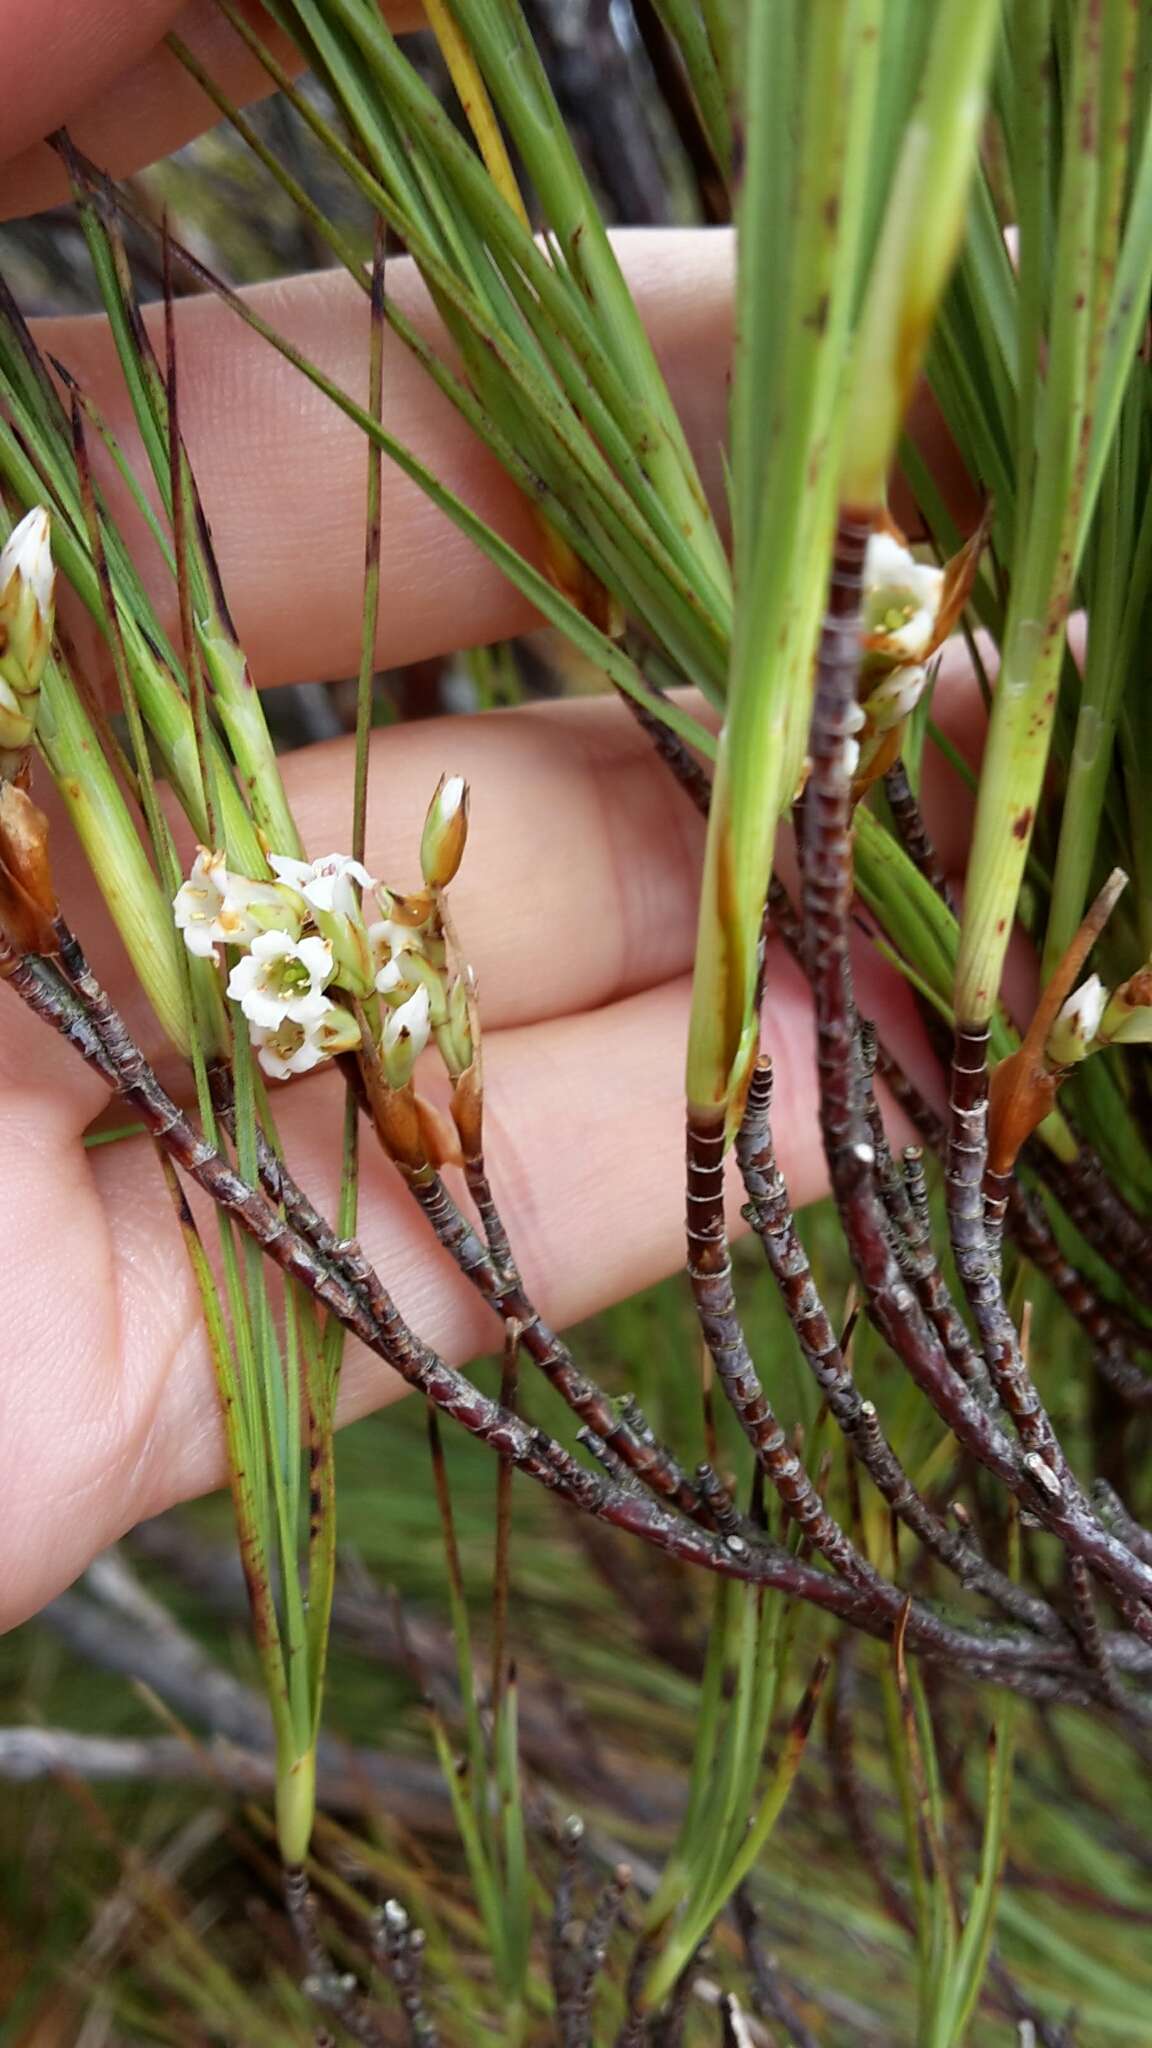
[420,774,469,889]
[1099,968,1152,1045]
[860,662,929,736]
[0,508,55,771]
[437,972,474,1080]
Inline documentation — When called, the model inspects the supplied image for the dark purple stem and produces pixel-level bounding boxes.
[736,1060,1061,1639]
[797,515,1152,1621]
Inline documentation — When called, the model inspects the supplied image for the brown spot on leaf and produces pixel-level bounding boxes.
[1012,808,1033,841]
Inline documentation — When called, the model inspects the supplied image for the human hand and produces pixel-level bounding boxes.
[0,1,981,1628]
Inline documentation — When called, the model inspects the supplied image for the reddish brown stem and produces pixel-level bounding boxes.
[946,1023,1060,1460]
[686,1104,897,1607]
[1035,1138,1152,1313]
[798,514,1152,1621]
[404,1166,707,1521]
[736,1060,1061,1639]
[8,929,1152,1697]
[883,756,957,914]
[1006,1183,1152,1411]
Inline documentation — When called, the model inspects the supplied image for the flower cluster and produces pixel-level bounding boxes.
[173,775,472,1084]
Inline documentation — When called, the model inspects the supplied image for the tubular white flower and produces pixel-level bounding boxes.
[251,1017,328,1081]
[173,850,230,960]
[172,849,304,963]
[863,531,944,664]
[268,851,375,919]
[252,999,361,1080]
[226,929,334,1028]
[1046,973,1108,1067]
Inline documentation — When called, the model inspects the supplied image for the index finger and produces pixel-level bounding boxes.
[40,231,735,688]
[0,0,421,219]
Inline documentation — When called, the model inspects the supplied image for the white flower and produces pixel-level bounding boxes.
[251,999,360,1080]
[268,851,375,919]
[226,929,334,1028]
[0,506,53,612]
[173,849,303,964]
[173,850,230,960]
[252,1017,329,1081]
[1046,974,1108,1067]
[863,531,944,664]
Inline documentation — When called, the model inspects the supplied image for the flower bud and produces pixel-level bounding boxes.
[420,774,469,889]
[1099,967,1152,1045]
[314,1000,362,1057]
[1045,974,1107,1067]
[374,949,415,996]
[450,1061,483,1158]
[860,662,929,735]
[439,972,474,1079]
[380,982,431,1090]
[0,781,57,952]
[0,508,55,770]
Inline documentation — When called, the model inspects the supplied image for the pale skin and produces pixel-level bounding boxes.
[0,0,990,1630]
